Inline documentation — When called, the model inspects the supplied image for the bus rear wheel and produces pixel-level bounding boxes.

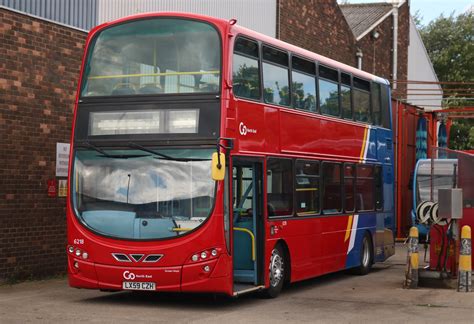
[262,244,285,298]
[351,233,373,275]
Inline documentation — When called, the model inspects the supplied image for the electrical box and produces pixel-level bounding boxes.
[438,188,463,219]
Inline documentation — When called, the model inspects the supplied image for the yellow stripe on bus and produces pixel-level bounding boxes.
[359,126,369,162]
[345,215,353,242]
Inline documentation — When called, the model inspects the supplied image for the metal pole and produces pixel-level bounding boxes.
[405,227,419,288]
[458,226,472,292]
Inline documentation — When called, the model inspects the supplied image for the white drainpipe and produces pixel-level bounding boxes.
[356,49,363,70]
[392,0,399,90]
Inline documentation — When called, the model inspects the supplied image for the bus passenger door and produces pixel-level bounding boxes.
[231,159,264,289]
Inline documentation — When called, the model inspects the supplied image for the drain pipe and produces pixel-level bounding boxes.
[356,48,363,70]
[392,0,399,90]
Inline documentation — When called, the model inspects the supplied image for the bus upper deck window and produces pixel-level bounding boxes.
[233,37,260,100]
[80,18,221,97]
[291,56,316,112]
[380,85,391,129]
[262,46,290,106]
[319,65,340,117]
[341,73,352,120]
[371,82,382,126]
[353,77,371,123]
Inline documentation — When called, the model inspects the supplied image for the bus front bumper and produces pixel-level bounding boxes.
[67,254,232,295]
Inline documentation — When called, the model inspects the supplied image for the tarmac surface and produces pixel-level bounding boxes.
[1,244,473,323]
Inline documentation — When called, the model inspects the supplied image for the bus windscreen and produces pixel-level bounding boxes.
[72,148,215,240]
[80,18,221,97]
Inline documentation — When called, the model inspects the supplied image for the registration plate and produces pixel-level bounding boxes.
[122,281,156,291]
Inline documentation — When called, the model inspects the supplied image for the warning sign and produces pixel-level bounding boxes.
[56,143,70,177]
[47,179,57,197]
[58,179,67,197]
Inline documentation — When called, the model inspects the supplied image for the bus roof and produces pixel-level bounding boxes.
[89,11,389,86]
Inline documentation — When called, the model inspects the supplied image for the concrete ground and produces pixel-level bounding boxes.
[1,244,473,324]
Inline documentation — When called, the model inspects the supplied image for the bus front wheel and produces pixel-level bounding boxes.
[262,244,285,298]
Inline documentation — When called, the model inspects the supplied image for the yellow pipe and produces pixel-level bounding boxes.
[171,228,193,232]
[297,211,318,215]
[88,70,220,80]
[233,227,255,261]
[459,225,472,272]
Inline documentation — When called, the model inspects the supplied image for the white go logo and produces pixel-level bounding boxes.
[239,122,248,135]
[123,270,136,280]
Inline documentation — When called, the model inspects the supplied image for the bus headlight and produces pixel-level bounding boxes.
[188,248,221,263]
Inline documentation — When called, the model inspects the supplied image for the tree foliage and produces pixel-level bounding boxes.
[419,12,473,150]
[419,12,473,87]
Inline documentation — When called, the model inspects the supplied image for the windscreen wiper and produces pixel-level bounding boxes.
[80,141,149,159]
[127,142,210,162]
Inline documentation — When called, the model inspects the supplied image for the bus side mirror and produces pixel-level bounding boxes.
[211,152,225,181]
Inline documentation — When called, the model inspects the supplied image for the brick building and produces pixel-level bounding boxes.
[0,8,86,281]
[0,1,420,282]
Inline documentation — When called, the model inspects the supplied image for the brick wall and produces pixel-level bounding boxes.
[278,0,357,67]
[0,8,86,282]
[395,1,409,99]
[357,2,409,99]
[278,0,409,99]
[357,15,394,79]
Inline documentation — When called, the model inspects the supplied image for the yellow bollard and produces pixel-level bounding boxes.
[404,227,419,288]
[458,225,472,292]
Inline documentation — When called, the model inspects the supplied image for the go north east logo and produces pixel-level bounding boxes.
[123,271,152,280]
[239,122,257,136]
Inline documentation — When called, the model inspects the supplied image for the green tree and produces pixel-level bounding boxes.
[449,123,472,150]
[412,10,424,29]
[419,12,473,150]
[420,12,473,90]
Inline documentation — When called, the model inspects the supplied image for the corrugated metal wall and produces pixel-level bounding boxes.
[96,0,276,37]
[1,0,276,36]
[1,0,98,30]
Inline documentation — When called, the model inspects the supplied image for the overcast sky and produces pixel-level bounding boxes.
[339,0,473,25]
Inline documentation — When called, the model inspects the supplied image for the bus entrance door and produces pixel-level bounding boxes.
[232,159,263,291]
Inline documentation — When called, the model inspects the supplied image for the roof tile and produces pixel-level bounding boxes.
[340,3,393,38]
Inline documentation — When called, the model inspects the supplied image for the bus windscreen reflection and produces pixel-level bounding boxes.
[73,148,215,240]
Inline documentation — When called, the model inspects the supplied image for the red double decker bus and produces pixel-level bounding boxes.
[67,12,395,297]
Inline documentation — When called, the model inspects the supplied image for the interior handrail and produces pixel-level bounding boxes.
[233,227,255,261]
